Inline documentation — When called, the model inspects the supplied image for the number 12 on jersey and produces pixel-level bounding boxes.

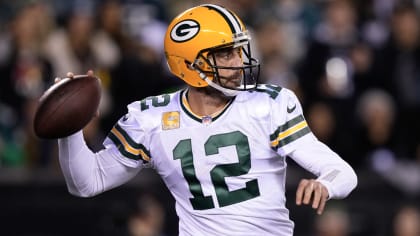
[173,131,260,210]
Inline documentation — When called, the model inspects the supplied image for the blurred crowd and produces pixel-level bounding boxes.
[1,0,420,193]
[0,0,420,234]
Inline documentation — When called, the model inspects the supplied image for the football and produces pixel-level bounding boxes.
[33,74,101,139]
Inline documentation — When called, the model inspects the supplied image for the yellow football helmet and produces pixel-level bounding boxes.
[164,4,260,96]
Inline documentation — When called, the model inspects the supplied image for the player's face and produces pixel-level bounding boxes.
[210,47,243,88]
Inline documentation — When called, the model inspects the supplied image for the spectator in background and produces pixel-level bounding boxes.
[297,0,362,167]
[393,204,420,236]
[349,41,376,99]
[306,102,338,151]
[261,0,322,63]
[127,193,166,236]
[297,0,360,104]
[97,191,167,236]
[374,2,420,160]
[42,0,120,151]
[120,0,168,63]
[42,0,98,77]
[0,1,54,167]
[354,89,399,169]
[96,0,183,134]
[356,0,395,49]
[94,0,128,61]
[313,205,351,236]
[355,89,420,197]
[254,18,299,90]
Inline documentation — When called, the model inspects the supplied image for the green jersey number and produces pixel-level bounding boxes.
[140,94,170,111]
[173,131,260,210]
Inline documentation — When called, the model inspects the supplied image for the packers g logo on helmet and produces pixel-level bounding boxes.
[170,20,200,42]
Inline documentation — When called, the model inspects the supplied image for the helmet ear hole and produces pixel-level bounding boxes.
[185,60,207,73]
[191,58,211,71]
[185,61,195,70]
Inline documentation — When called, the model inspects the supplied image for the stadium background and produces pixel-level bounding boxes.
[0,0,419,235]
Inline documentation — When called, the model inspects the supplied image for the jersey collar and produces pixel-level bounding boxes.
[180,89,235,124]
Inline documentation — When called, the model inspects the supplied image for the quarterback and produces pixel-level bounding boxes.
[58,4,357,236]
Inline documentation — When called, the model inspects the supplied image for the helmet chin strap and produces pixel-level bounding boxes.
[197,70,240,97]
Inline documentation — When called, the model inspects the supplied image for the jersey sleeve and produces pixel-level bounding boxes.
[289,141,358,199]
[58,131,141,197]
[103,102,153,168]
[270,88,316,156]
[268,88,357,199]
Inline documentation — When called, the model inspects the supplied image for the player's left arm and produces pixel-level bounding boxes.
[270,88,357,214]
[289,141,357,215]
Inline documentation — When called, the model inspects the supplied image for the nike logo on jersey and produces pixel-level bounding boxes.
[287,104,296,113]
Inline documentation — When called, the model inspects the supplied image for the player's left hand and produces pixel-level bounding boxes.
[295,179,329,215]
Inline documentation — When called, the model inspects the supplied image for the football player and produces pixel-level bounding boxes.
[58,4,357,235]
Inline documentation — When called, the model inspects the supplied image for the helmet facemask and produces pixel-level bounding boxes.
[192,31,260,96]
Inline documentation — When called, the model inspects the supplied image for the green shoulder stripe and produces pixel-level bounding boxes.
[270,115,311,150]
[270,115,305,141]
[107,124,152,162]
[273,126,311,150]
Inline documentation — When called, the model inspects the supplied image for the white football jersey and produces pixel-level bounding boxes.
[104,84,317,236]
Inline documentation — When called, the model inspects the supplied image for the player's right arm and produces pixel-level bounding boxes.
[58,131,141,197]
[57,72,147,197]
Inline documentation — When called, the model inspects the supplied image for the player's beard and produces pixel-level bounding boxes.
[199,69,242,98]
[218,70,243,88]
[192,68,242,101]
